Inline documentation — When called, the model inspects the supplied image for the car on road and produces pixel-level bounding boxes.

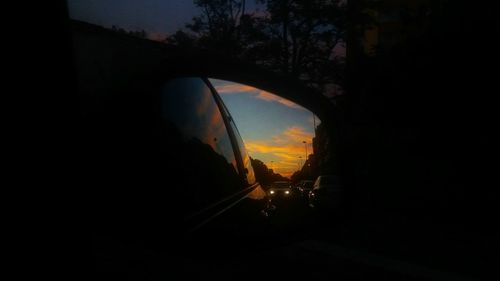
[297,180,314,197]
[268,181,293,198]
[308,175,342,210]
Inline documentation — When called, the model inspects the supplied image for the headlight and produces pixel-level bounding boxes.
[270,190,275,194]
[285,190,290,194]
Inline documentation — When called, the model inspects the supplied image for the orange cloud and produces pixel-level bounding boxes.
[283,126,313,143]
[245,142,301,155]
[273,153,302,161]
[215,83,258,94]
[245,126,314,178]
[278,171,294,178]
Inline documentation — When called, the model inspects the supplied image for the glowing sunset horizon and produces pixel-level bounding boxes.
[211,79,319,178]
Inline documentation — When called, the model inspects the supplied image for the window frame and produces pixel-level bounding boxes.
[202,78,251,186]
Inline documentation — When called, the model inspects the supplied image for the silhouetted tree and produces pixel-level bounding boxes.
[250,157,289,186]
[290,170,304,183]
[110,25,148,39]
[167,30,196,48]
[169,0,347,94]
[339,0,499,230]
[185,0,248,53]
[253,0,346,90]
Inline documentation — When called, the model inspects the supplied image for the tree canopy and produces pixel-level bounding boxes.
[169,0,347,96]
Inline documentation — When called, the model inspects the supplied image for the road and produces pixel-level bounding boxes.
[180,192,496,281]
[93,191,496,280]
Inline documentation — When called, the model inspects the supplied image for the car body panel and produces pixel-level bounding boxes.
[71,21,270,255]
[309,175,342,209]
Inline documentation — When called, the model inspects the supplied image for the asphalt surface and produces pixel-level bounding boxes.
[180,192,497,281]
[93,191,497,280]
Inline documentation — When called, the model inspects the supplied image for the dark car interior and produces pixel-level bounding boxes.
[26,1,499,280]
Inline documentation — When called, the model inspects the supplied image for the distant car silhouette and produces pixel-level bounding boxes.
[308,175,342,210]
[296,180,314,197]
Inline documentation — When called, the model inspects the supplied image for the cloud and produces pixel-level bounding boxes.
[273,153,302,161]
[283,126,313,143]
[255,92,303,109]
[308,115,321,127]
[245,142,307,158]
[211,79,304,110]
[277,171,294,178]
[280,161,301,168]
[213,83,259,95]
[244,126,314,178]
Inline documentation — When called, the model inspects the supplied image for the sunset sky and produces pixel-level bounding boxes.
[67,0,263,41]
[211,79,318,178]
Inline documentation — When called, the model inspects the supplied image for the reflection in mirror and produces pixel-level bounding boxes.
[160,78,243,214]
[209,78,322,187]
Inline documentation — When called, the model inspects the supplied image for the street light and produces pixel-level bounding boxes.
[313,113,317,135]
[302,141,308,161]
[303,141,311,176]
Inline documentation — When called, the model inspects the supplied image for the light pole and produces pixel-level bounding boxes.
[303,141,309,176]
[313,113,317,133]
[302,141,308,161]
